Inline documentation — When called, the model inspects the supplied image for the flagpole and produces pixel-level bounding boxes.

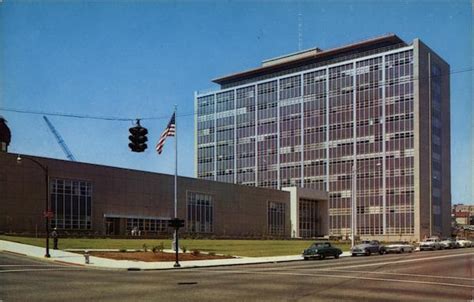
[174,104,178,218]
[173,105,179,258]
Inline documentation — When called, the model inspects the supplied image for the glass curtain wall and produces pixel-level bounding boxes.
[279,75,302,188]
[196,47,416,237]
[327,63,354,236]
[355,57,384,236]
[268,201,285,236]
[257,81,278,187]
[384,50,415,236]
[299,199,321,238]
[50,178,92,230]
[303,69,327,191]
[431,64,443,235]
[216,91,235,183]
[236,86,256,185]
[197,94,215,180]
[187,192,214,233]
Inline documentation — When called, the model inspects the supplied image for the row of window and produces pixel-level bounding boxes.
[50,178,92,230]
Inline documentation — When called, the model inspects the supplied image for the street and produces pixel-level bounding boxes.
[1,249,473,301]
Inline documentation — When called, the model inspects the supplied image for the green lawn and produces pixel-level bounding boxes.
[0,235,351,257]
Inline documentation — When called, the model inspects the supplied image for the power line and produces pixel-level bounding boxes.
[0,67,471,122]
[0,107,193,122]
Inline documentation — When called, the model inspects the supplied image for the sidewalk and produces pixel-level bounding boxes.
[1,240,351,270]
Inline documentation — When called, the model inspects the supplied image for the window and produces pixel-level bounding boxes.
[268,201,285,236]
[299,199,320,238]
[126,218,169,233]
[187,192,214,233]
[50,178,92,230]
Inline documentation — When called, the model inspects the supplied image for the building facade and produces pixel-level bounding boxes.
[0,152,327,238]
[452,204,474,226]
[195,34,451,241]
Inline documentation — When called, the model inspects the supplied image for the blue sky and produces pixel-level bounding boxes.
[1,0,472,203]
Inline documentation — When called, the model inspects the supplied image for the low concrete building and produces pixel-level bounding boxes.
[0,152,328,238]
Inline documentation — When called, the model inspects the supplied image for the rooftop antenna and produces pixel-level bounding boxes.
[298,3,303,51]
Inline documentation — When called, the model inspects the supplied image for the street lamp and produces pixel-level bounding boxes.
[351,162,381,248]
[17,155,51,258]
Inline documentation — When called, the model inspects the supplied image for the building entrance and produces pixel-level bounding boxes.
[105,217,121,235]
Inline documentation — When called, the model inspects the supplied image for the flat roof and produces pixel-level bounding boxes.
[212,34,406,86]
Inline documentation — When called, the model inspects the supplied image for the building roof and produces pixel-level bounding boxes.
[212,34,406,86]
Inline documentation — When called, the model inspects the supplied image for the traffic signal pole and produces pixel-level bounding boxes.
[169,218,184,268]
[174,227,180,268]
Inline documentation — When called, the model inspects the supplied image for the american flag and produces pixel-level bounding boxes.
[156,112,176,154]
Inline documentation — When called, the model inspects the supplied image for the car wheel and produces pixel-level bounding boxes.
[304,257,309,261]
[320,254,326,260]
[365,249,371,256]
[335,253,340,259]
[351,253,356,257]
[379,249,385,255]
[400,248,405,253]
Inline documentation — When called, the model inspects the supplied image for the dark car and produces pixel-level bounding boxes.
[351,240,386,256]
[302,242,343,260]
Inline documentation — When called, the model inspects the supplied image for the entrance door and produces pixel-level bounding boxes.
[105,218,120,235]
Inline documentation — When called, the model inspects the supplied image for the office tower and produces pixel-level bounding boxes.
[195,34,450,240]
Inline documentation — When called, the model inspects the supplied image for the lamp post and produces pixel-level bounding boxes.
[17,155,51,258]
[351,162,381,248]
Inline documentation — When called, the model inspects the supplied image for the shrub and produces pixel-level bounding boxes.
[142,244,148,252]
[208,251,216,256]
[152,242,165,254]
[119,249,127,253]
[181,246,187,253]
[191,249,200,256]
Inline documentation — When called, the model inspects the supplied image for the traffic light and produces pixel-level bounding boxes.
[128,120,148,152]
[168,218,185,229]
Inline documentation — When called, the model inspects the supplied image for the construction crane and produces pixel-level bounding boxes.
[43,116,77,161]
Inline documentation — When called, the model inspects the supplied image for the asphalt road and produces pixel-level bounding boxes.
[1,249,473,302]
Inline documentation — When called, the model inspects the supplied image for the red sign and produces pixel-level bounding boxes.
[43,211,54,218]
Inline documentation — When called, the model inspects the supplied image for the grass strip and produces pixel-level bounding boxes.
[0,235,351,257]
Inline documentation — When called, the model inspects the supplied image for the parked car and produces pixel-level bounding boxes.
[440,238,458,249]
[456,239,472,248]
[351,240,386,256]
[385,241,415,254]
[419,237,442,251]
[302,242,343,260]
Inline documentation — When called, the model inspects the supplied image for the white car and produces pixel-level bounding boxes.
[385,242,415,254]
[419,238,442,251]
[440,238,458,249]
[456,239,472,248]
